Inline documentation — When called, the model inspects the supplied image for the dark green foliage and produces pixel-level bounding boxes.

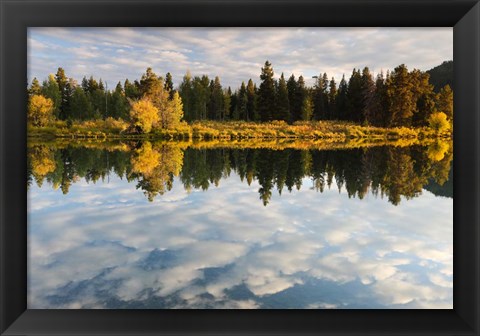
[208,77,224,120]
[41,75,62,119]
[313,73,329,120]
[29,78,42,96]
[275,73,290,121]
[70,87,93,120]
[426,60,453,92]
[360,67,375,124]
[335,75,348,120]
[164,72,174,98]
[31,60,452,128]
[236,82,248,121]
[346,69,363,122]
[258,61,276,122]
[246,79,257,121]
[55,67,70,120]
[124,79,140,100]
[109,82,129,120]
[295,76,309,121]
[287,74,299,122]
[328,77,337,119]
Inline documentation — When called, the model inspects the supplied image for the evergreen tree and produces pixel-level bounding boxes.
[110,82,129,120]
[275,73,290,121]
[287,74,298,122]
[164,72,174,98]
[55,67,70,120]
[29,78,42,96]
[41,74,62,119]
[372,71,389,126]
[386,64,416,126]
[411,70,436,127]
[139,67,163,97]
[124,79,140,100]
[208,76,224,120]
[236,82,248,121]
[336,75,348,120]
[223,87,232,121]
[246,79,257,121]
[179,71,194,121]
[301,94,313,121]
[191,75,210,120]
[346,69,363,122]
[436,84,453,120]
[313,73,329,120]
[295,75,308,121]
[360,67,376,124]
[258,60,276,122]
[70,87,93,120]
[328,77,337,119]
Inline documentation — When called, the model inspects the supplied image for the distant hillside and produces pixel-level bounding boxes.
[424,163,453,199]
[427,60,453,92]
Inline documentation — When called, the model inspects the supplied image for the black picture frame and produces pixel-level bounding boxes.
[1,0,479,335]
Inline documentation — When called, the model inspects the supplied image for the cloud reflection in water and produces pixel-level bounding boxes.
[28,170,452,309]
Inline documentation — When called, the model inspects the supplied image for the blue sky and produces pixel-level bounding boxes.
[28,27,452,89]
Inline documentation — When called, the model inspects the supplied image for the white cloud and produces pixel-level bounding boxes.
[28,169,453,309]
[28,27,452,88]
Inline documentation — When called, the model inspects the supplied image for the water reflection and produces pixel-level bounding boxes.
[28,140,452,205]
[27,140,453,309]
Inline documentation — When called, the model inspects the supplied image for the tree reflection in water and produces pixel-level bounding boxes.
[27,140,452,206]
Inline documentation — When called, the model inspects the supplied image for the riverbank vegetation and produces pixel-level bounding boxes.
[27,61,453,140]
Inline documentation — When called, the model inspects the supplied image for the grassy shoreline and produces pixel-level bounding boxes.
[28,119,451,141]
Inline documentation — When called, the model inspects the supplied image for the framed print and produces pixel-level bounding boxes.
[1,0,479,335]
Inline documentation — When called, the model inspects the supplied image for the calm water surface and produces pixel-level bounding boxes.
[27,141,453,309]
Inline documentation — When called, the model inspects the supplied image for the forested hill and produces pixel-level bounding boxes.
[427,60,453,92]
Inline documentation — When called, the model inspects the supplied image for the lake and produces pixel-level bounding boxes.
[27,140,453,309]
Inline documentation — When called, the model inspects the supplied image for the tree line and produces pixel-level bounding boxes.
[28,141,452,206]
[28,61,453,132]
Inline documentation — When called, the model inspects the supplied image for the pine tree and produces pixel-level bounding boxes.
[258,60,276,122]
[386,64,416,126]
[360,67,376,124]
[411,70,436,127]
[436,84,453,120]
[246,79,257,121]
[328,77,337,119]
[295,75,308,121]
[287,74,299,122]
[208,76,224,120]
[336,75,348,120]
[70,87,93,120]
[237,82,248,121]
[55,67,70,120]
[164,72,174,98]
[110,82,129,120]
[301,95,313,121]
[275,73,290,121]
[29,78,42,96]
[223,87,232,121]
[41,74,62,119]
[372,71,389,126]
[179,71,194,121]
[124,79,140,100]
[139,67,163,97]
[346,69,363,122]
